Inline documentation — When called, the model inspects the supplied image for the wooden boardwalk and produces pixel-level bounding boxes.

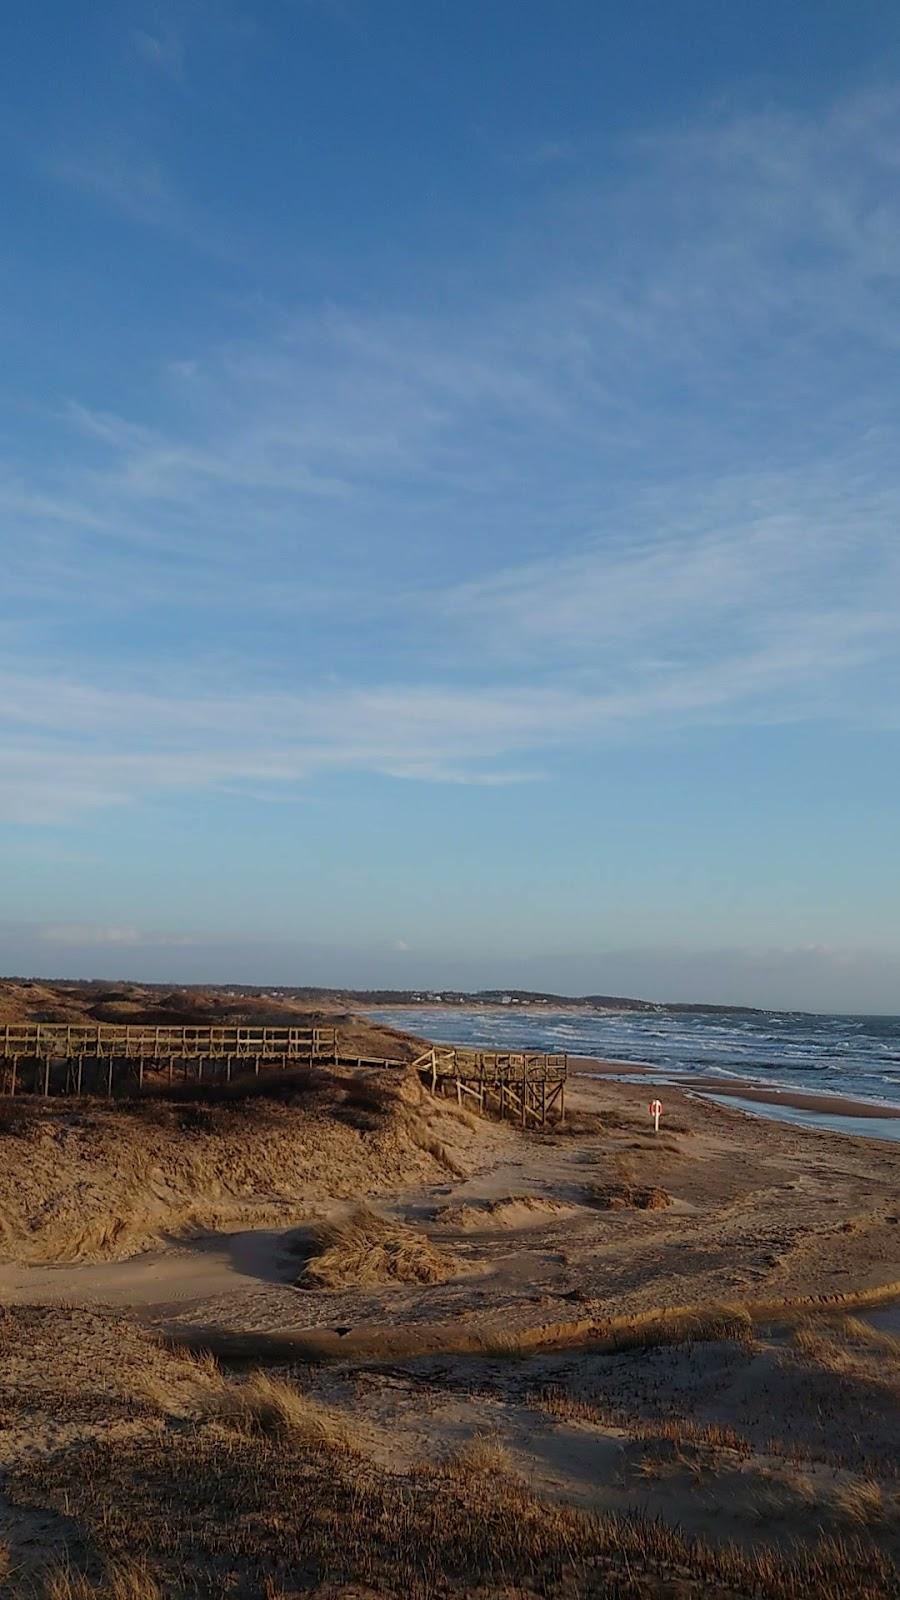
[0,1022,339,1098]
[414,1046,567,1127]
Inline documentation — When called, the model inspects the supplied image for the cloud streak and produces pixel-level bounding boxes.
[4,86,900,822]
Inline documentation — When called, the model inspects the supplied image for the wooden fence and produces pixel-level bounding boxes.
[0,1023,339,1098]
[414,1046,567,1127]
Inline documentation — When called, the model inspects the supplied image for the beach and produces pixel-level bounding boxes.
[1,1034,898,1594]
[569,1054,900,1128]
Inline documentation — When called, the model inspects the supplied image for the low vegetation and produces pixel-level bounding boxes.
[295,1204,465,1288]
[43,1562,162,1600]
[11,1411,900,1600]
[586,1179,672,1210]
[437,1194,572,1228]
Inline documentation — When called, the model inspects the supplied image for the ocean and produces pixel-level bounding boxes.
[367,1004,900,1111]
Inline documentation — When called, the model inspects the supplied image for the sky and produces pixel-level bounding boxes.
[2,2,900,1012]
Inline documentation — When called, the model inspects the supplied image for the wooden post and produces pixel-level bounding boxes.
[43,1055,51,1098]
[77,1055,83,1097]
[10,1056,17,1097]
[107,1056,114,1099]
[138,1057,144,1093]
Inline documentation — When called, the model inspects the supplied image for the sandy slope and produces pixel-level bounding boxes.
[1,1073,899,1596]
[0,1069,512,1266]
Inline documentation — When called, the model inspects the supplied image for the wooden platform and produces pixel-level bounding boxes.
[0,1023,339,1098]
[414,1046,567,1127]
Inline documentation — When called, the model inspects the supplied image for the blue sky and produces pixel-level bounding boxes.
[2,2,900,1010]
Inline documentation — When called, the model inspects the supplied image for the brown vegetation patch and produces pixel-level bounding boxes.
[295,1206,465,1289]
[585,1180,672,1210]
[0,1070,498,1264]
[436,1195,574,1230]
[832,1476,900,1527]
[42,1560,162,1600]
[10,1418,900,1600]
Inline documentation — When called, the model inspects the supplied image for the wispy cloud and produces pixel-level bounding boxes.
[5,86,900,822]
[133,23,185,82]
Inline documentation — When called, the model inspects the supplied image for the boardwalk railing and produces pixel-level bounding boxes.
[0,1022,339,1098]
[414,1046,567,1127]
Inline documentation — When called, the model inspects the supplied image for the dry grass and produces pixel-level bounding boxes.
[132,1346,225,1416]
[205,1370,356,1449]
[437,1194,571,1229]
[0,1066,492,1266]
[43,1563,161,1600]
[12,1417,900,1600]
[165,1287,900,1370]
[789,1315,900,1396]
[137,1356,356,1451]
[832,1476,900,1527]
[585,1178,671,1210]
[296,1205,464,1288]
[837,1314,900,1357]
[534,1386,754,1455]
[441,1431,521,1482]
[753,1465,818,1520]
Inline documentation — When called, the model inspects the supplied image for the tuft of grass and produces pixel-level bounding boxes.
[753,1465,818,1520]
[132,1346,224,1416]
[437,1195,570,1229]
[442,1432,521,1482]
[472,1330,534,1360]
[296,1205,463,1289]
[134,1352,356,1452]
[833,1477,898,1527]
[44,1562,162,1600]
[212,1370,356,1449]
[585,1179,671,1211]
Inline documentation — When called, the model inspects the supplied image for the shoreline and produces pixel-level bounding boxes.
[569,1055,900,1121]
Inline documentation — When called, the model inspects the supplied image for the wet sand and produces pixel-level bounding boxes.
[571,1055,900,1121]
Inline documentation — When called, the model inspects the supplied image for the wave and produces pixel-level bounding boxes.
[370,1004,900,1109]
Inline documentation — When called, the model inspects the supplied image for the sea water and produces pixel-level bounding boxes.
[367,1005,900,1112]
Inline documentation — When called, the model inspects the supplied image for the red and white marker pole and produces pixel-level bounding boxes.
[649,1098,663,1134]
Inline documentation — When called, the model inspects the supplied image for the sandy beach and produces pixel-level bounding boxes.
[570,1054,900,1120]
[1,1030,896,1593]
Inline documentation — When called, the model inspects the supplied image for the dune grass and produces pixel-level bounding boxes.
[441,1431,521,1482]
[136,1355,356,1451]
[12,1415,900,1600]
[296,1204,464,1288]
[832,1477,900,1527]
[43,1562,162,1600]
[165,1280,900,1369]
[585,1178,672,1210]
[437,1194,571,1229]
